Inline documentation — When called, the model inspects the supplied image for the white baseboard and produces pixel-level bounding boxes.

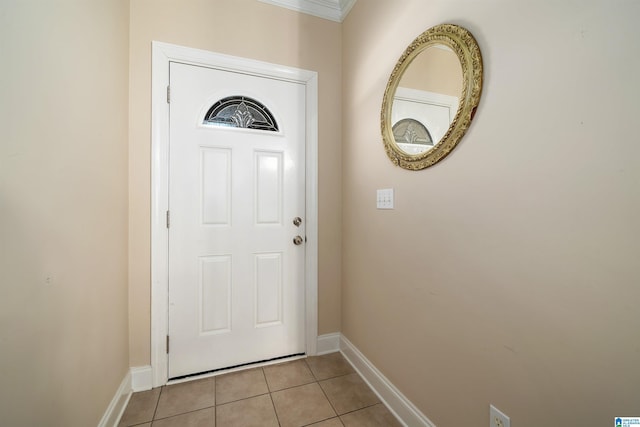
[340,335,437,427]
[98,371,132,427]
[316,332,341,355]
[131,365,153,392]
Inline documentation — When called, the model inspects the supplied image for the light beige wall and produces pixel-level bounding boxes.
[400,47,462,97]
[0,1,130,426]
[129,0,342,366]
[342,1,640,426]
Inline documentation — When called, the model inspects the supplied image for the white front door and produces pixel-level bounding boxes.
[167,61,306,379]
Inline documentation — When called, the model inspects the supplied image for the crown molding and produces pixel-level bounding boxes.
[258,0,357,23]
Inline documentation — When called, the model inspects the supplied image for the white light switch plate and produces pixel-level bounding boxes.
[377,188,394,209]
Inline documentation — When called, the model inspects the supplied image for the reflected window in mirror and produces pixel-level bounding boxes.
[392,118,433,155]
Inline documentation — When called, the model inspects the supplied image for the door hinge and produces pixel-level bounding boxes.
[166,335,170,354]
[166,85,170,103]
[166,210,170,228]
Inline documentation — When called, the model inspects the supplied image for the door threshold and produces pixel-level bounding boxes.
[167,353,306,385]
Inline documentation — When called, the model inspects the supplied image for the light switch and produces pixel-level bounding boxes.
[376,188,394,209]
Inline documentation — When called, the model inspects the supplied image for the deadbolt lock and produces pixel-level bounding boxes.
[293,217,302,227]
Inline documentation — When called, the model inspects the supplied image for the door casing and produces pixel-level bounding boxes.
[150,41,319,387]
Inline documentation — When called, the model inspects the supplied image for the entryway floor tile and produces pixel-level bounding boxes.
[155,377,215,419]
[271,382,336,427]
[216,394,278,427]
[340,403,403,427]
[215,367,269,405]
[306,352,355,380]
[263,358,316,391]
[319,372,380,415]
[118,352,398,427]
[118,387,160,426]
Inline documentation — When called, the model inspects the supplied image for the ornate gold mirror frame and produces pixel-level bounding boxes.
[381,24,483,170]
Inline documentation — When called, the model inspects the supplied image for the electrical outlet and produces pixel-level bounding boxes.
[490,405,510,427]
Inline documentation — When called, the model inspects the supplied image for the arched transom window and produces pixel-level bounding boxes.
[203,96,279,132]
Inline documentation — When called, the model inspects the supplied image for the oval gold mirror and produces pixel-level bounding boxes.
[381,24,483,170]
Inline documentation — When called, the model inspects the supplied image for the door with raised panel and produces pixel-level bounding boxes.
[167,61,306,379]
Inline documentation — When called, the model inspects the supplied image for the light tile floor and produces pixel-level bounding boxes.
[119,352,402,427]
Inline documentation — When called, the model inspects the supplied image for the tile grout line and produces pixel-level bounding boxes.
[339,402,384,417]
[317,376,339,417]
[150,386,162,422]
[303,357,344,427]
[214,370,219,424]
[305,356,382,425]
[267,390,283,426]
[216,391,273,406]
[152,406,216,422]
[152,378,217,422]
[259,367,283,427]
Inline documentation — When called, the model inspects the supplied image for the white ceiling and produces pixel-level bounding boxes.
[257,0,357,23]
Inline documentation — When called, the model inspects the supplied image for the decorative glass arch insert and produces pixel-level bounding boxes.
[392,118,433,146]
[203,96,279,132]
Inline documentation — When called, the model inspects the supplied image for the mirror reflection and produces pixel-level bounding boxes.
[381,23,483,170]
[391,46,462,155]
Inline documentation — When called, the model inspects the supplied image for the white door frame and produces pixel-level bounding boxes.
[150,41,318,387]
